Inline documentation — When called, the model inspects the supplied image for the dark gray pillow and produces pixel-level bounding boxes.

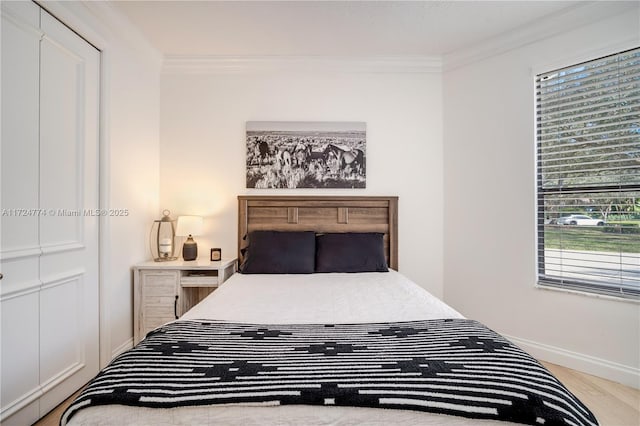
[315,233,388,273]
[240,231,315,274]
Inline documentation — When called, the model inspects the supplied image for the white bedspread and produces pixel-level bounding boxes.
[182,270,463,324]
[69,272,519,426]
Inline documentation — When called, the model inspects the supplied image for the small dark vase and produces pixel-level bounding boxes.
[182,235,198,261]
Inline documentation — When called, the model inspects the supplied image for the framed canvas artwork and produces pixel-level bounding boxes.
[246,121,366,189]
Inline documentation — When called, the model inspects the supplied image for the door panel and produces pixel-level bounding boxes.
[0,2,43,423]
[38,9,100,417]
[38,274,88,415]
[0,1,41,259]
[39,275,84,383]
[0,292,40,421]
[40,13,93,249]
[39,36,84,248]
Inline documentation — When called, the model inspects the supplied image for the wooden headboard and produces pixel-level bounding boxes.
[238,196,398,270]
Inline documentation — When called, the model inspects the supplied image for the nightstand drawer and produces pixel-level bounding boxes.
[180,270,220,287]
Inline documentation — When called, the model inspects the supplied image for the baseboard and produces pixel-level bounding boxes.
[504,333,640,390]
[111,338,133,360]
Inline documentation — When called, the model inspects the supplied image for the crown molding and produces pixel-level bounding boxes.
[37,0,162,67]
[444,1,639,72]
[83,1,163,67]
[162,55,442,75]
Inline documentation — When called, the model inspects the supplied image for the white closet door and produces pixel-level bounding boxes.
[38,9,100,417]
[0,2,44,424]
[1,3,100,422]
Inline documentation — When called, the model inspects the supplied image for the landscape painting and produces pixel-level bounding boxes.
[246,121,366,189]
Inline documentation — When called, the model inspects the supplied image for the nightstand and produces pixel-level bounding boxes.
[132,258,236,344]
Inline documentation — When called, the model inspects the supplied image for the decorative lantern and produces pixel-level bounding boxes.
[150,209,178,261]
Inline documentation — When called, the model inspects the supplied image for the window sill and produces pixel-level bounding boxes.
[535,282,640,304]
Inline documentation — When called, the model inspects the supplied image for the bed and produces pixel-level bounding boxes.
[61,196,598,426]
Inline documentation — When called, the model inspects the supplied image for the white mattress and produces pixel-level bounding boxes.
[69,272,518,426]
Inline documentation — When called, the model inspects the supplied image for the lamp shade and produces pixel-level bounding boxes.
[176,216,203,237]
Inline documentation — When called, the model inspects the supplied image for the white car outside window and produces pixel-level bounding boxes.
[556,215,605,226]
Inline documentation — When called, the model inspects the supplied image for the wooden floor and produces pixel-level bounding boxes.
[35,361,639,426]
[540,362,640,426]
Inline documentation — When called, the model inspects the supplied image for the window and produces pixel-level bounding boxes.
[536,47,640,299]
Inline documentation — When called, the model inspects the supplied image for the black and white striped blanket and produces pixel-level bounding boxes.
[62,319,598,426]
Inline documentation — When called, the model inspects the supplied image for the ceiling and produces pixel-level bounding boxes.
[112,1,604,57]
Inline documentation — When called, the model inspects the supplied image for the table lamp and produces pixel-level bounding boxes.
[176,215,203,261]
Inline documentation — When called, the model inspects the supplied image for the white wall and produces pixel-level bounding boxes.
[443,10,640,387]
[160,64,444,296]
[39,1,162,361]
[104,37,161,359]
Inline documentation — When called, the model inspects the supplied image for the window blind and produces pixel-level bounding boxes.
[536,47,640,299]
